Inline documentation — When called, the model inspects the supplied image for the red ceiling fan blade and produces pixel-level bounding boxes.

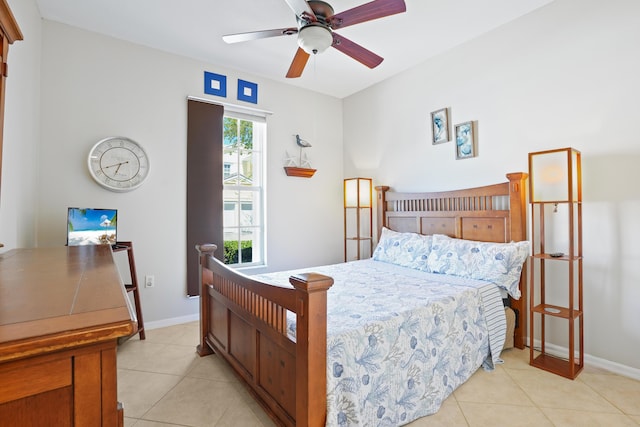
[286,47,311,78]
[283,0,317,21]
[329,0,406,30]
[331,33,383,69]
[223,28,298,44]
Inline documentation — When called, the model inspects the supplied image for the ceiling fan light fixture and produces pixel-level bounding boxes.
[297,24,333,54]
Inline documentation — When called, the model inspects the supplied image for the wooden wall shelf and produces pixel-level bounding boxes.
[284,167,316,178]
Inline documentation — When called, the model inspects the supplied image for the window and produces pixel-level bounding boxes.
[222,113,266,266]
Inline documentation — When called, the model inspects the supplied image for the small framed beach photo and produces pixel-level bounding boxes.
[430,108,450,144]
[455,121,476,159]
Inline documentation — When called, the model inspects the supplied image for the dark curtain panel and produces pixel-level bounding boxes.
[186,99,224,296]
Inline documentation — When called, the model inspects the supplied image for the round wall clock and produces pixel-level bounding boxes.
[87,136,150,192]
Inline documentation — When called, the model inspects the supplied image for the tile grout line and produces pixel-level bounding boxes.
[577,375,636,418]
[500,353,559,426]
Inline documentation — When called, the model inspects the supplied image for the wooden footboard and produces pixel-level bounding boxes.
[196,244,333,427]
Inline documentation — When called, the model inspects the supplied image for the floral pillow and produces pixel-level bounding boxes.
[426,234,529,299]
[372,227,433,272]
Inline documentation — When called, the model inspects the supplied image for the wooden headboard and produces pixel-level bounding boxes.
[375,172,528,349]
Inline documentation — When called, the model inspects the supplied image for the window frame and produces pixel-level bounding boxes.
[222,110,267,268]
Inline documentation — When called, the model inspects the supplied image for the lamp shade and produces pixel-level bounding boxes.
[297,24,333,54]
[528,147,581,202]
[344,178,372,208]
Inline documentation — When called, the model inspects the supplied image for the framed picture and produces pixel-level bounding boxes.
[237,79,258,104]
[203,71,227,97]
[455,121,476,159]
[430,108,450,144]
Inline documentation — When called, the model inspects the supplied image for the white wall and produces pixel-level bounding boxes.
[344,0,640,373]
[35,21,344,323]
[0,0,41,249]
[4,0,637,375]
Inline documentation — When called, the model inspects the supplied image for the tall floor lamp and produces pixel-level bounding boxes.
[344,178,373,262]
[528,147,583,379]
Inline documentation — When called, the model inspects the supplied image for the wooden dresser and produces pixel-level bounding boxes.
[0,246,137,426]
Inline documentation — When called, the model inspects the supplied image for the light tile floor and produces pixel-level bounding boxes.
[118,322,640,426]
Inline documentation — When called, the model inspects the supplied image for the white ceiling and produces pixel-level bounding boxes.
[34,0,554,98]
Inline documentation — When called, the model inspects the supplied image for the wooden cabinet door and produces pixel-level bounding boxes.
[0,0,23,195]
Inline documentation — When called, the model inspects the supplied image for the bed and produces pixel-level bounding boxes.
[196,172,528,427]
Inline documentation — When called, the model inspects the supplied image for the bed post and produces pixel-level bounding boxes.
[289,273,334,427]
[195,243,216,357]
[506,172,528,350]
[375,186,390,241]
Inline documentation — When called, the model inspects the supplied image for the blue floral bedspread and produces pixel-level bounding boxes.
[257,259,505,427]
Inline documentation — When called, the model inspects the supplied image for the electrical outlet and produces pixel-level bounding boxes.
[145,275,155,288]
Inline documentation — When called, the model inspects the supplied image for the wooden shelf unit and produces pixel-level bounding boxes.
[528,147,583,379]
[113,241,145,341]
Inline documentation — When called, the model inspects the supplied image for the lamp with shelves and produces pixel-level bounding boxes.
[344,177,373,261]
[528,147,583,379]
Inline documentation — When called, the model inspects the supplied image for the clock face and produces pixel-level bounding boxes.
[88,137,150,192]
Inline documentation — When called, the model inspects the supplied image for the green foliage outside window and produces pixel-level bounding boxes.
[223,118,253,150]
[224,240,253,264]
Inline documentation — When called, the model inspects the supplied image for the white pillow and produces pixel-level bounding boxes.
[372,227,433,272]
[426,234,529,299]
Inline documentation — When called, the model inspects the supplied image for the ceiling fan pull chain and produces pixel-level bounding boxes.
[312,54,318,144]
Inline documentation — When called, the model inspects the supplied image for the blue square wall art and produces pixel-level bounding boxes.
[204,71,227,97]
[237,79,258,104]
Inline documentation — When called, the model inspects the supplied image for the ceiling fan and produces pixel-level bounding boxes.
[222,0,407,78]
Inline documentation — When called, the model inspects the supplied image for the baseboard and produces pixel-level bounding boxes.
[584,353,640,381]
[529,338,640,381]
[144,313,199,330]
